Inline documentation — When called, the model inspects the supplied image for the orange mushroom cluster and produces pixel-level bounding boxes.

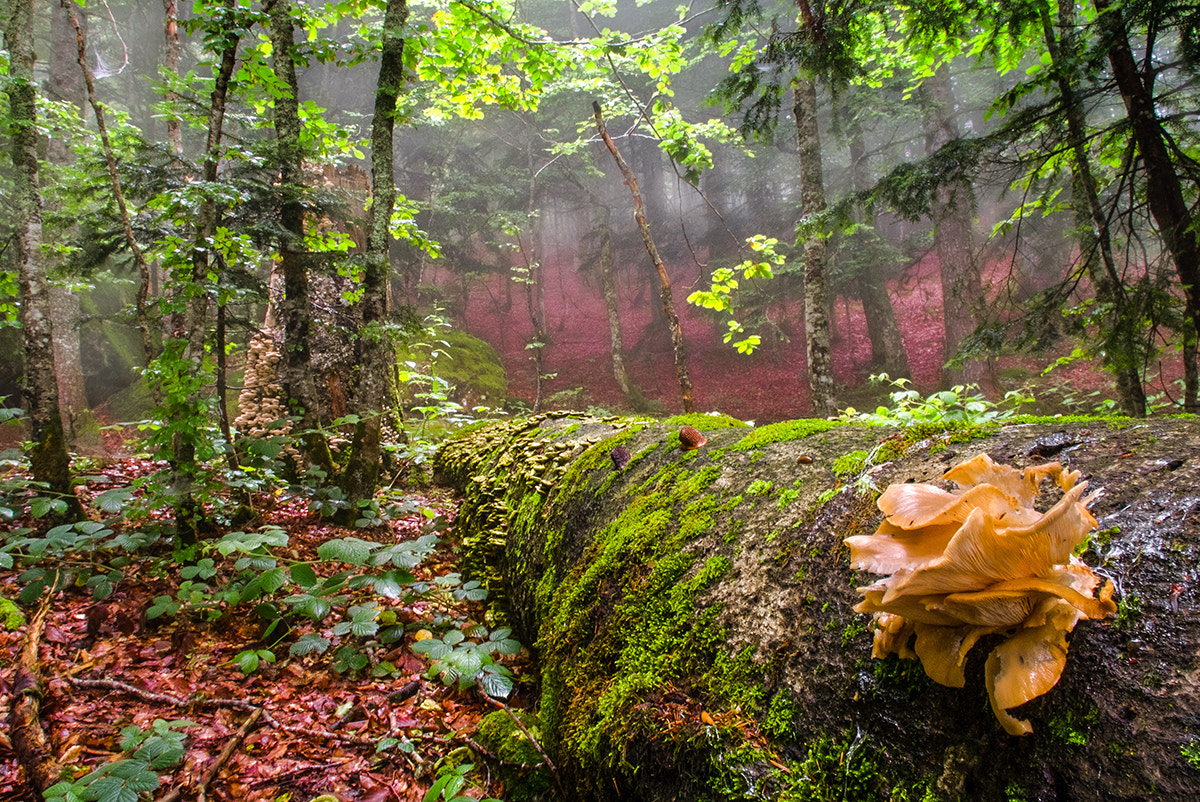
[845,454,1117,735]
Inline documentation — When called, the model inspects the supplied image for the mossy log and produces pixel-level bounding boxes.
[436,413,1200,801]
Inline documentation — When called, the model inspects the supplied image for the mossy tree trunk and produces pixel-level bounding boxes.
[440,414,1200,802]
[341,0,408,506]
[271,0,334,476]
[8,0,84,522]
[794,75,837,418]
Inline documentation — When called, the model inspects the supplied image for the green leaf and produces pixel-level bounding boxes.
[290,563,318,588]
[289,633,330,656]
[235,650,260,674]
[317,537,375,565]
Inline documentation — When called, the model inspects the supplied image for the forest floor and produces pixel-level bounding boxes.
[0,452,530,802]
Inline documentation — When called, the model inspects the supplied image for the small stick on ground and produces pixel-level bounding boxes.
[156,708,262,802]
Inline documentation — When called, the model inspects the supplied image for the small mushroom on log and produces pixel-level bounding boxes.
[678,425,707,451]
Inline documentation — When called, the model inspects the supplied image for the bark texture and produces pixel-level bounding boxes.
[440,413,1200,802]
[1094,0,1200,413]
[1042,2,1146,417]
[271,0,333,473]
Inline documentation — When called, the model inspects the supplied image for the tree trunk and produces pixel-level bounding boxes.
[440,414,1200,802]
[271,0,333,473]
[794,77,837,416]
[161,0,183,155]
[1094,0,1200,413]
[342,0,408,503]
[1041,1,1146,416]
[47,3,97,451]
[593,101,694,413]
[170,0,239,540]
[596,204,633,399]
[923,66,989,391]
[7,0,83,521]
[848,117,909,380]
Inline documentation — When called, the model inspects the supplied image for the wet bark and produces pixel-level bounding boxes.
[794,77,837,416]
[923,66,990,392]
[1094,0,1200,413]
[9,603,62,798]
[7,0,83,521]
[342,0,408,503]
[593,102,694,413]
[1041,1,1146,416]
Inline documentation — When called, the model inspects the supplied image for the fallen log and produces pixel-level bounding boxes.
[438,412,1200,801]
[10,598,64,797]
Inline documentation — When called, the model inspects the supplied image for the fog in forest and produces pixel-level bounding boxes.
[4,0,1199,438]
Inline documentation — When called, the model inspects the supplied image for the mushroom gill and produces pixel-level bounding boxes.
[846,454,1116,735]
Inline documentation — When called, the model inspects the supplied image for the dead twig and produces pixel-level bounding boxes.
[67,676,379,748]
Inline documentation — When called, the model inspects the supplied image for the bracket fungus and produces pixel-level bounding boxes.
[845,454,1116,735]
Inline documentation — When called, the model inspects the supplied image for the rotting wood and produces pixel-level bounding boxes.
[10,598,63,797]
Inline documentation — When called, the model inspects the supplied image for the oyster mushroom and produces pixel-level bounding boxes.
[845,455,1116,735]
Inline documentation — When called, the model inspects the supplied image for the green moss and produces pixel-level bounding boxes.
[778,734,881,801]
[1008,413,1130,426]
[776,488,800,509]
[868,655,929,695]
[1182,738,1200,769]
[474,710,552,800]
[540,452,738,779]
[890,778,939,802]
[841,616,867,648]
[402,329,508,404]
[762,692,799,741]
[719,494,744,513]
[832,450,869,478]
[661,413,749,430]
[1115,592,1142,631]
[747,479,773,497]
[1047,705,1098,746]
[729,418,842,452]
